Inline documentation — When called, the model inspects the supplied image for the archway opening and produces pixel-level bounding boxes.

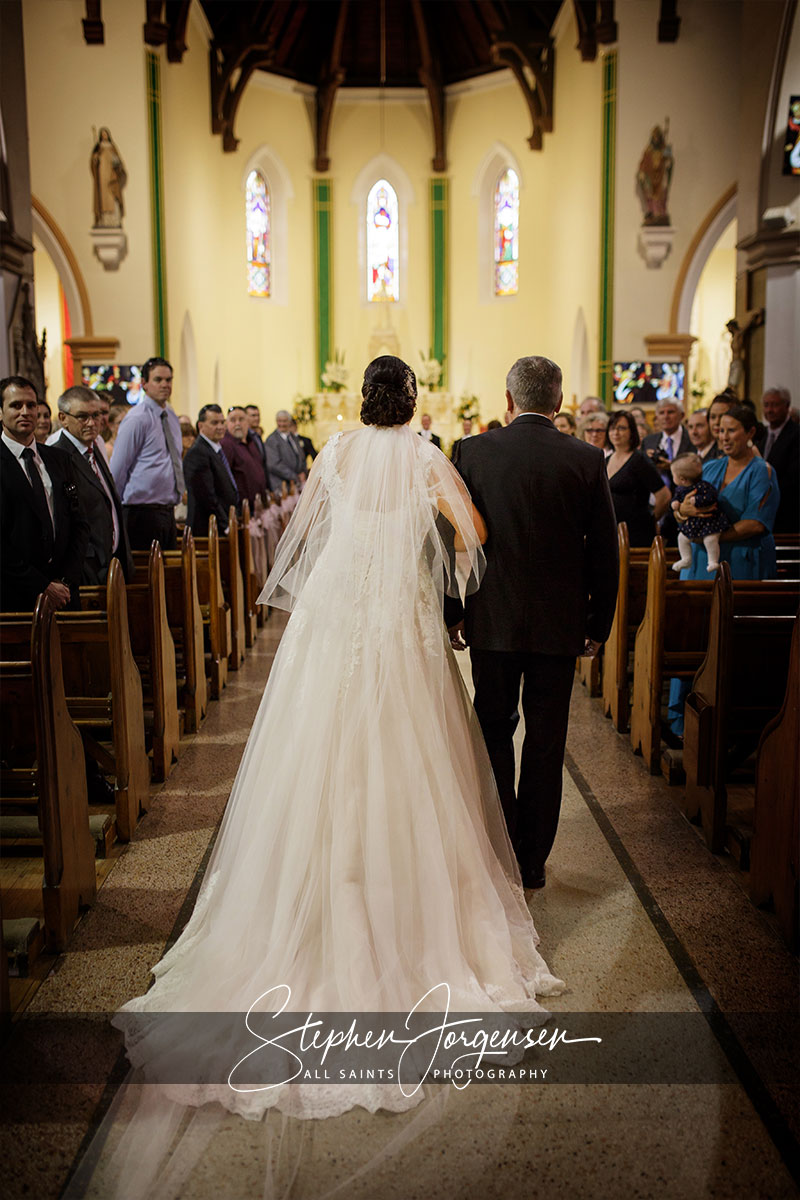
[688,217,737,404]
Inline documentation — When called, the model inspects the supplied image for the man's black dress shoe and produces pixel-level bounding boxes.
[521,868,546,890]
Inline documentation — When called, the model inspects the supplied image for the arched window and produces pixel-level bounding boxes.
[366,179,399,303]
[246,169,271,298]
[493,168,519,296]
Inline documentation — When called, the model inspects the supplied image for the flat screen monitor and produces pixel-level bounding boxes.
[612,360,684,405]
[783,95,800,176]
[81,364,143,405]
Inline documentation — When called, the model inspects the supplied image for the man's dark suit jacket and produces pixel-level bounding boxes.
[51,431,133,583]
[640,427,692,467]
[0,438,90,611]
[759,420,799,534]
[184,435,240,536]
[456,414,619,656]
[418,431,441,449]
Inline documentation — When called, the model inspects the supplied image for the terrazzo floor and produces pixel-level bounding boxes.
[2,617,798,1199]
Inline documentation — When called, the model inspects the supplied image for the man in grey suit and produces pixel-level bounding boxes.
[50,385,133,583]
[265,409,306,489]
[640,398,692,544]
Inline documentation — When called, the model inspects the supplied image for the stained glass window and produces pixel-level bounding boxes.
[493,168,519,296]
[246,169,270,298]
[367,179,399,302]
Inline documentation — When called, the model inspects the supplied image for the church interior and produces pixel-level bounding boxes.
[1,0,799,1197]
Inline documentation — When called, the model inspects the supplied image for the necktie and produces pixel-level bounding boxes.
[21,446,55,548]
[161,410,185,497]
[764,429,776,459]
[86,445,119,552]
[665,436,674,461]
[217,447,239,500]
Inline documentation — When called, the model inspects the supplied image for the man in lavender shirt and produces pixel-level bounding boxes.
[111,357,184,550]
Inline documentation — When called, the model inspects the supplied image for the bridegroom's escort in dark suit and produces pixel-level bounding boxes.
[456,356,618,889]
[184,404,240,535]
[0,376,89,612]
[50,386,133,584]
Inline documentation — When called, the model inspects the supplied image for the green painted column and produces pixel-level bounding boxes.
[146,50,168,357]
[429,178,448,388]
[313,179,332,390]
[598,50,617,408]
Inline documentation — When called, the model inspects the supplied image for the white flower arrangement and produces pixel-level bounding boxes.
[321,349,348,391]
[418,352,443,389]
[293,395,316,424]
[456,393,480,422]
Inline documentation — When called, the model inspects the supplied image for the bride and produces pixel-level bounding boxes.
[69,356,564,1197]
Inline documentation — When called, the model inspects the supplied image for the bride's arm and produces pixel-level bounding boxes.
[436,495,487,548]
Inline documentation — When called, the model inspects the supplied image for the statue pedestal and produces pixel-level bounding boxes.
[90,227,127,271]
[637,225,675,269]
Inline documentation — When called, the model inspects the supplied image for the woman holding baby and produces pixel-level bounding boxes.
[673,404,780,580]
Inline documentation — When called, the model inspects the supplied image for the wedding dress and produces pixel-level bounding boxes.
[66,424,564,1198]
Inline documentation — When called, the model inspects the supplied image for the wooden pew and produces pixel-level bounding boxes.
[575,649,601,696]
[682,564,799,852]
[750,614,799,950]
[0,598,96,951]
[81,544,181,782]
[239,499,260,646]
[131,530,208,733]
[629,538,714,773]
[193,516,230,699]
[603,528,679,733]
[219,508,246,669]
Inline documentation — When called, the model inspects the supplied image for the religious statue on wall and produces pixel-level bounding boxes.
[636,120,673,226]
[726,309,764,394]
[90,127,126,228]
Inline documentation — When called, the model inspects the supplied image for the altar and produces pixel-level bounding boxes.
[302,390,460,451]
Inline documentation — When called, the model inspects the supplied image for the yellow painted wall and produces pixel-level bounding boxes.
[23,0,154,363]
[32,233,65,403]
[613,0,742,355]
[689,219,737,403]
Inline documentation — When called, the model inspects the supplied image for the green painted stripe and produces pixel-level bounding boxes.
[146,50,168,357]
[429,178,448,388]
[313,179,332,390]
[598,50,617,408]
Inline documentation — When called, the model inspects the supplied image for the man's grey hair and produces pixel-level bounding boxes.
[689,406,709,418]
[763,386,791,406]
[275,409,291,420]
[655,397,684,414]
[58,385,99,413]
[506,356,562,414]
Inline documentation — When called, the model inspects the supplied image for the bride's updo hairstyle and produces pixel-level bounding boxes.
[360,355,417,427]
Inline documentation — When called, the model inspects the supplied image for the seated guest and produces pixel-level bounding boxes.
[450,417,474,467]
[184,404,239,535]
[50,385,133,583]
[111,357,184,551]
[553,411,576,436]
[606,411,670,546]
[179,416,196,457]
[265,409,305,489]
[686,407,718,460]
[578,395,603,417]
[418,412,441,447]
[35,400,52,443]
[758,386,798,533]
[0,376,89,611]
[223,405,268,507]
[578,410,610,453]
[104,401,131,458]
[289,418,317,469]
[707,392,736,457]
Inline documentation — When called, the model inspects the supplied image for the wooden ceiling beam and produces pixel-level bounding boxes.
[595,1,618,44]
[144,0,169,47]
[165,0,192,63]
[411,0,447,171]
[81,0,104,45]
[489,7,554,151]
[658,0,681,42]
[572,0,597,61]
[314,0,350,172]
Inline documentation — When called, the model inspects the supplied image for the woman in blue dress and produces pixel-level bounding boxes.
[668,404,780,733]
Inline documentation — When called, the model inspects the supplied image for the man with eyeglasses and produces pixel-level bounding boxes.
[0,375,89,612]
[50,385,133,583]
[111,356,184,551]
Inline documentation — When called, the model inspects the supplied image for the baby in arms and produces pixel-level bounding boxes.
[670,453,730,573]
